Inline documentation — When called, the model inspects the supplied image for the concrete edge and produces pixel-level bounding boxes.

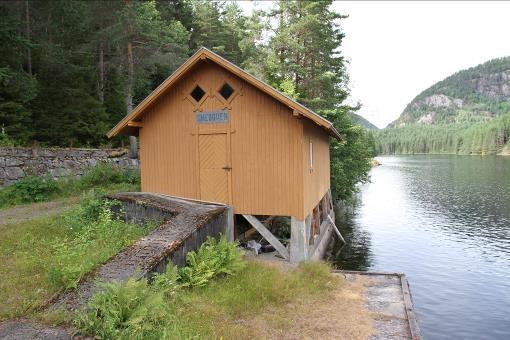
[400,274,422,340]
[334,270,422,340]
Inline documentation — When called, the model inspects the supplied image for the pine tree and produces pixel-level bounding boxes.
[262,0,371,200]
[116,0,189,156]
[265,1,349,112]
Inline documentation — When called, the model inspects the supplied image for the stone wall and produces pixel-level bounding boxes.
[0,147,139,187]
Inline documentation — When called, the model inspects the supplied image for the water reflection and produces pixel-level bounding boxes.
[331,155,510,340]
[331,202,373,270]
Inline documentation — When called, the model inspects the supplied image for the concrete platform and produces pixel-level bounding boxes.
[336,271,421,340]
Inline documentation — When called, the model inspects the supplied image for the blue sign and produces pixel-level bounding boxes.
[195,111,229,124]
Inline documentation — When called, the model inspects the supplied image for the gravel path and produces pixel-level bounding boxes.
[0,319,71,340]
[0,198,78,226]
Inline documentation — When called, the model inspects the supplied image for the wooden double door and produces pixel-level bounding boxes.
[198,132,232,204]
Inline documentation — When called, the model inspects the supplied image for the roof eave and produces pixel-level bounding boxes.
[107,47,340,140]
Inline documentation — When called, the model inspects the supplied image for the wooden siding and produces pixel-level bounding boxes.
[302,119,331,217]
[139,61,310,219]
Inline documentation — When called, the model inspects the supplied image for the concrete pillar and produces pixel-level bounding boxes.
[290,214,311,263]
[226,206,235,242]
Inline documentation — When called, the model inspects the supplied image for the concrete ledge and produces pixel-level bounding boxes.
[334,270,421,340]
[51,192,229,310]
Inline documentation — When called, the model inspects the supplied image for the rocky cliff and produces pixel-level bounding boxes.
[391,57,510,127]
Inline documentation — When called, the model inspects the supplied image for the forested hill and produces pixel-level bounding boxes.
[348,113,379,130]
[391,57,510,127]
[376,57,510,155]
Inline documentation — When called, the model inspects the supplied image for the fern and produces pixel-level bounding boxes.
[178,236,245,288]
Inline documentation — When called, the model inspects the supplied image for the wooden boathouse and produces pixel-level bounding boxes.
[108,47,340,262]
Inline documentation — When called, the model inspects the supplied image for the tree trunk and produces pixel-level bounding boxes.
[97,42,105,103]
[126,39,138,158]
[25,0,32,76]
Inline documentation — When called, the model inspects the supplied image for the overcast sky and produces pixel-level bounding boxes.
[239,1,510,128]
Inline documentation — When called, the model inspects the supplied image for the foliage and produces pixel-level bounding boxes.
[0,175,59,205]
[0,163,140,208]
[0,1,190,147]
[262,1,349,112]
[74,278,170,339]
[75,235,246,338]
[77,163,140,189]
[178,236,246,288]
[46,194,154,290]
[0,192,154,320]
[324,110,374,200]
[375,113,510,155]
[259,0,371,201]
[74,254,335,339]
[393,57,510,126]
[0,0,372,201]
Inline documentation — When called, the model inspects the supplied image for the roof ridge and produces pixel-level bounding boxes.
[107,47,340,140]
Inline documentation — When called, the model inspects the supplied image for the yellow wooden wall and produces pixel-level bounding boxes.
[139,60,329,220]
[302,120,331,217]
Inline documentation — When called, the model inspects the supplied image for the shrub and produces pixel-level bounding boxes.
[0,163,140,208]
[0,175,60,206]
[78,163,130,189]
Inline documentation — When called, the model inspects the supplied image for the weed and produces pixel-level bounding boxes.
[0,175,60,206]
[78,163,140,189]
[178,236,246,288]
[0,163,140,209]
[75,278,171,339]
[45,193,153,290]
[74,256,337,339]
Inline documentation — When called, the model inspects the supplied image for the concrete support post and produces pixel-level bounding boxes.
[226,206,235,242]
[290,214,311,263]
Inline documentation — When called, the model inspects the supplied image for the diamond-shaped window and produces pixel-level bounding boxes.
[191,85,205,102]
[219,83,234,100]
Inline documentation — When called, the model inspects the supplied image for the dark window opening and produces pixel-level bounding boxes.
[219,83,234,100]
[191,85,205,102]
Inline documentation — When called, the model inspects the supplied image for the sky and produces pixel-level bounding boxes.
[239,1,510,128]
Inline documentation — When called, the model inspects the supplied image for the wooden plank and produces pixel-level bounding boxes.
[308,212,333,259]
[400,274,422,340]
[242,214,289,260]
[327,214,345,244]
[127,121,143,127]
[226,206,234,241]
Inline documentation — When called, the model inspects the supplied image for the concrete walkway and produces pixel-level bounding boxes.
[337,271,421,340]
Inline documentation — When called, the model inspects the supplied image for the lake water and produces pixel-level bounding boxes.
[331,155,510,339]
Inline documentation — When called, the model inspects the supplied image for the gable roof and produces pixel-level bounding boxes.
[107,47,341,140]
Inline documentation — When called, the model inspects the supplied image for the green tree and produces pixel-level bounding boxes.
[262,1,371,201]
[0,4,37,143]
[115,0,189,155]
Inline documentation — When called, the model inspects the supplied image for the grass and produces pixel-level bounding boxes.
[0,163,140,209]
[68,242,340,340]
[174,260,339,338]
[0,192,156,320]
